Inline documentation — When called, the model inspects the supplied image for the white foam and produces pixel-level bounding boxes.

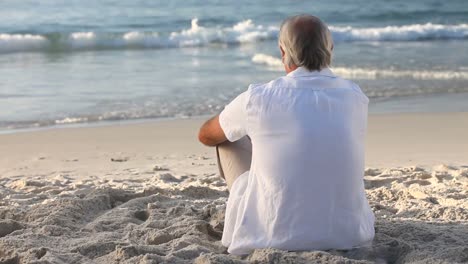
[168,18,278,47]
[123,31,161,47]
[333,67,468,80]
[0,34,48,52]
[252,53,468,80]
[68,32,97,48]
[331,23,468,42]
[252,53,283,67]
[169,18,217,47]
[0,21,467,53]
[70,32,95,40]
[55,117,89,125]
[0,19,277,53]
[227,19,278,43]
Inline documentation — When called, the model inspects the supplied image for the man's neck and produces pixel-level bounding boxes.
[285,64,299,74]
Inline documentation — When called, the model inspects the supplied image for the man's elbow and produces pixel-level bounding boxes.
[198,130,217,147]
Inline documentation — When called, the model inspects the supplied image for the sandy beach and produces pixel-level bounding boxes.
[0,112,467,263]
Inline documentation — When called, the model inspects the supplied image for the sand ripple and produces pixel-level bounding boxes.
[0,165,467,263]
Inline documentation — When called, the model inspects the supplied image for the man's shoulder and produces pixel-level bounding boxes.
[337,78,369,104]
[247,76,290,92]
[247,74,369,104]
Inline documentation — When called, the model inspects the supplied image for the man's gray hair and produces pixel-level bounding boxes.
[279,15,333,71]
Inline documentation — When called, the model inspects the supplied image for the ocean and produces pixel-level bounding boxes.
[1,0,467,131]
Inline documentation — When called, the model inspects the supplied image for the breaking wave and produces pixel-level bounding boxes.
[1,20,467,53]
[330,23,468,42]
[0,19,277,53]
[252,53,468,81]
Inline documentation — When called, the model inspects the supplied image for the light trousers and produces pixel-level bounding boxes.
[216,136,252,190]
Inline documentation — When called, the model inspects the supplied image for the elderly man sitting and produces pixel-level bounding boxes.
[198,14,375,255]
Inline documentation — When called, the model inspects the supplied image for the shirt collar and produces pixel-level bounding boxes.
[286,67,336,78]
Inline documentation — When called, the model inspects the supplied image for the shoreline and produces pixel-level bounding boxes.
[1,111,467,170]
[0,115,212,136]
[2,91,468,136]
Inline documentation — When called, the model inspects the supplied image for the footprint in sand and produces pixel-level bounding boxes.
[157,173,181,183]
[146,230,173,245]
[433,171,454,182]
[134,210,150,222]
[364,168,381,176]
[364,177,398,189]
[411,171,432,179]
[404,179,432,187]
[0,220,24,238]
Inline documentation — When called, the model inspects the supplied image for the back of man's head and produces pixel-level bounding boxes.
[279,15,333,71]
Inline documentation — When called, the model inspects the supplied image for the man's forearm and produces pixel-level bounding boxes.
[198,115,228,146]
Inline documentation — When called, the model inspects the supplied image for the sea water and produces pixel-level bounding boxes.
[0,0,467,130]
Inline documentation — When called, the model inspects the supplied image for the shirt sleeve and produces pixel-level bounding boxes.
[351,82,370,104]
[219,91,249,142]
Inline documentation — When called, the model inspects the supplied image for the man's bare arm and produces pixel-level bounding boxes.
[198,115,228,146]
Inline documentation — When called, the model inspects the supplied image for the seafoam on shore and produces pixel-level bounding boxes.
[0,155,467,263]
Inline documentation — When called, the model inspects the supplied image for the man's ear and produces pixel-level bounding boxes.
[280,45,285,57]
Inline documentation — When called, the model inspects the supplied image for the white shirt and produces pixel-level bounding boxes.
[219,67,375,255]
